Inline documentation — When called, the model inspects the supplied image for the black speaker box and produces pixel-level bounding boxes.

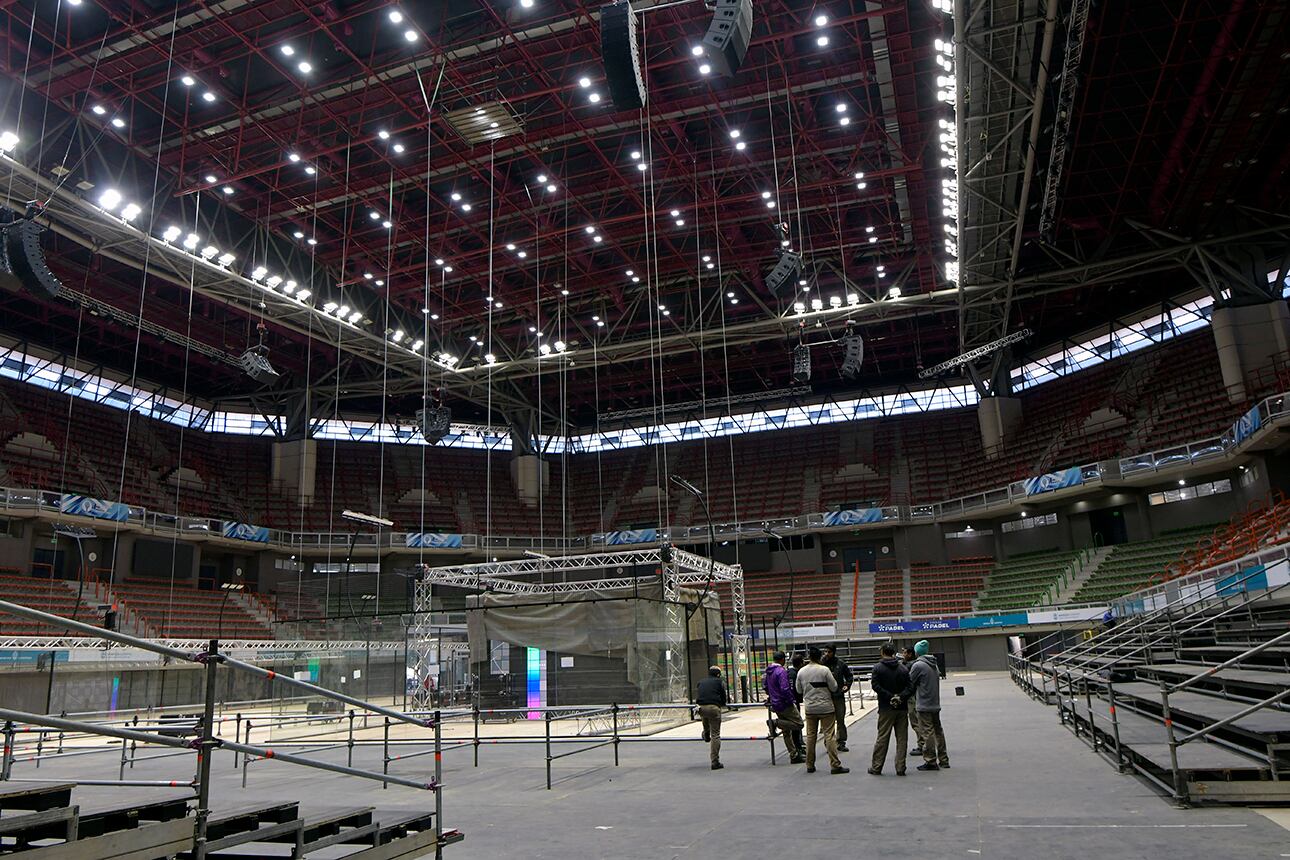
[601,1,646,111]
[702,0,753,77]
[0,212,62,297]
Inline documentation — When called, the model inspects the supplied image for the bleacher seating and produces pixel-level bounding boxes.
[737,567,841,624]
[872,567,904,617]
[908,558,992,616]
[1164,496,1290,584]
[0,572,105,636]
[111,580,273,639]
[976,549,1082,611]
[1073,526,1217,603]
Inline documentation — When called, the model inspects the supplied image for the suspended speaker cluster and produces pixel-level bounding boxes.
[765,249,801,297]
[840,333,865,379]
[702,0,753,77]
[792,343,811,383]
[417,406,452,445]
[237,348,281,384]
[0,206,63,298]
[601,1,646,111]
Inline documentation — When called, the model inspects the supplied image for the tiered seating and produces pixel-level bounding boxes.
[872,567,904,617]
[0,572,104,636]
[1164,495,1290,583]
[737,567,841,623]
[976,549,1082,611]
[1129,335,1241,451]
[112,580,273,639]
[1073,526,1217,603]
[908,557,992,616]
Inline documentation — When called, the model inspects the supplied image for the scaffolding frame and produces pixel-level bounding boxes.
[408,548,747,709]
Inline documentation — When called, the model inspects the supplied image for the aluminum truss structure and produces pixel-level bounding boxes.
[955,0,1061,393]
[408,548,747,708]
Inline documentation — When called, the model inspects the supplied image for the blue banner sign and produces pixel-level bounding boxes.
[606,529,658,545]
[822,508,884,527]
[0,650,69,666]
[59,494,130,522]
[1232,405,1262,445]
[404,532,464,549]
[1218,564,1267,596]
[221,521,270,543]
[959,612,1029,629]
[868,618,959,634]
[1022,466,1084,496]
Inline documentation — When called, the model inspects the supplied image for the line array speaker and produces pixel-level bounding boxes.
[702,0,753,77]
[0,207,62,297]
[841,334,865,379]
[601,1,646,111]
[792,343,812,383]
[765,250,801,297]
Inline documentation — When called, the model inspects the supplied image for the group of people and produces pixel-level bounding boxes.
[696,640,950,775]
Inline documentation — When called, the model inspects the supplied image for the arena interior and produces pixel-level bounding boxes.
[1,0,1290,857]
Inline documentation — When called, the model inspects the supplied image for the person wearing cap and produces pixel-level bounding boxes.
[795,646,849,774]
[901,645,926,757]
[763,651,805,764]
[695,665,728,770]
[908,640,949,771]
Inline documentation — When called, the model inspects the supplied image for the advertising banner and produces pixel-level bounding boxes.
[1021,466,1084,496]
[59,494,130,522]
[404,532,464,549]
[822,508,884,527]
[605,529,658,545]
[221,521,270,543]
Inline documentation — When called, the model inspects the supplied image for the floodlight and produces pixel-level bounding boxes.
[341,509,395,528]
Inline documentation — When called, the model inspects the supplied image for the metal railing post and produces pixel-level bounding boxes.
[472,705,480,768]
[119,736,129,780]
[612,703,620,767]
[1107,682,1125,773]
[1084,677,1097,752]
[240,719,251,788]
[433,710,443,860]
[34,732,42,771]
[545,711,552,791]
[382,717,391,789]
[1158,679,1187,805]
[1,720,13,780]
[347,710,356,768]
[232,714,242,771]
[194,639,220,858]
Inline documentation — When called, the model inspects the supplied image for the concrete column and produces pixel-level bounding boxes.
[1211,301,1290,404]
[977,396,1023,459]
[271,439,317,505]
[509,455,549,505]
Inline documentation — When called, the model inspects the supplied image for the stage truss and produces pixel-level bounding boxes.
[407,547,748,709]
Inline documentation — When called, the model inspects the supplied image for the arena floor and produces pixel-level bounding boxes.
[18,672,1290,859]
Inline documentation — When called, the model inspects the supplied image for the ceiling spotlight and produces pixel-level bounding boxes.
[520,0,534,7]
[218,252,236,266]
[761,190,771,199]
[288,152,301,162]
[735,141,746,151]
[297,61,312,74]
[266,275,282,288]
[0,130,18,152]
[579,77,591,88]
[281,44,295,56]
[451,192,462,201]
[840,116,850,126]
[889,286,902,298]
[364,272,374,280]
[461,203,472,212]
[388,9,403,23]
[304,165,317,175]
[250,266,267,280]
[630,150,641,159]
[588,92,601,103]
[98,188,122,210]
[434,258,444,266]
[546,183,557,193]
[506,243,517,251]
[111,117,126,128]
[222,185,234,195]
[183,233,199,250]
[200,245,219,260]
[729,129,741,139]
[375,279,385,285]
[670,209,680,217]
[675,219,685,227]
[369,211,380,221]
[691,45,704,57]
[517,250,527,258]
[293,230,305,239]
[767,200,776,208]
[815,13,828,26]
[306,237,317,246]
[636,163,647,171]
[202,91,216,102]
[593,235,603,243]
[444,266,453,273]
[163,226,182,242]
[378,130,390,140]
[816,35,829,47]
[699,63,712,75]
[382,220,392,229]
[120,203,141,221]
[181,75,196,86]
[404,29,418,42]
[632,276,641,282]
[836,103,847,113]
[204,174,217,183]
[92,104,107,115]
[393,143,405,153]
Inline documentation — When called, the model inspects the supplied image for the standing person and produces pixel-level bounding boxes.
[763,651,805,764]
[867,643,913,775]
[787,653,806,754]
[908,640,950,771]
[902,645,925,757]
[821,645,854,751]
[795,646,849,775]
[695,666,728,770]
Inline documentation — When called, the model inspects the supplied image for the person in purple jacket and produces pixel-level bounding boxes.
[764,651,805,764]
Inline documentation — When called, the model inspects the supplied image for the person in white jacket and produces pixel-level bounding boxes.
[794,646,849,774]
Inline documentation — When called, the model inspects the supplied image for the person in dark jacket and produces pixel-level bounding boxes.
[902,645,925,756]
[908,640,949,771]
[867,643,914,775]
[763,651,805,763]
[787,653,806,753]
[695,666,728,770]
[821,645,853,751]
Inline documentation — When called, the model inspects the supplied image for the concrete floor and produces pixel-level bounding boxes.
[16,672,1290,859]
